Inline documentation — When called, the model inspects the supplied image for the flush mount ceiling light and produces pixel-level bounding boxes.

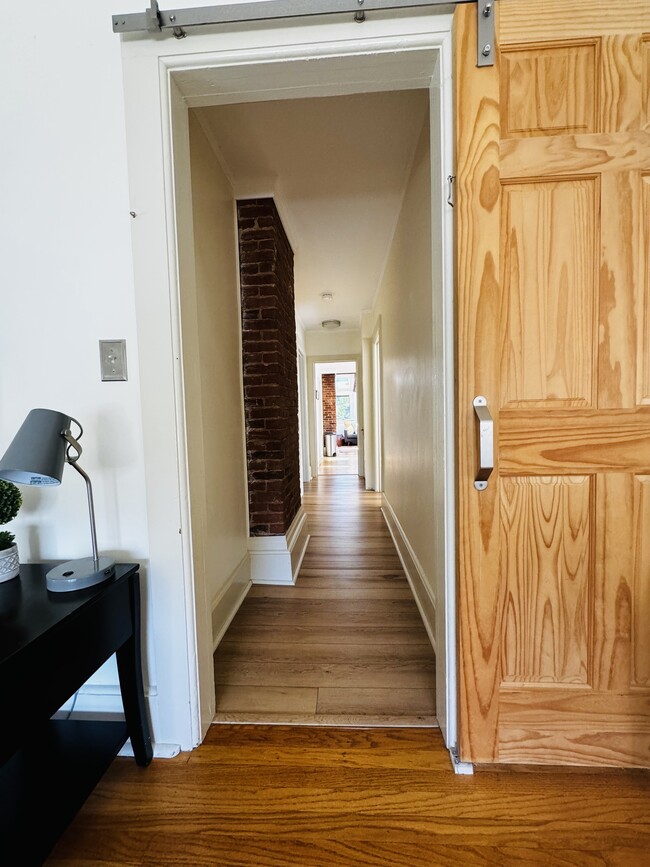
[320,293,333,302]
[321,319,341,330]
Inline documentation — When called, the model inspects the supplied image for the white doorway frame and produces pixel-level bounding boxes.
[311,357,362,477]
[119,10,456,754]
[297,348,311,487]
[372,322,384,493]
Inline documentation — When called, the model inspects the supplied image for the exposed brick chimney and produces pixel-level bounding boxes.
[237,198,301,537]
[322,373,337,433]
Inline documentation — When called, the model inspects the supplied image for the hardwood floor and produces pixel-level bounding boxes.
[47,474,650,865]
[319,444,359,475]
[48,724,650,866]
[213,474,437,726]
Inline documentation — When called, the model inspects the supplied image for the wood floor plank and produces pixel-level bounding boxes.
[227,599,425,626]
[214,658,434,689]
[140,838,648,867]
[222,624,431,646]
[211,712,437,727]
[247,585,413,600]
[48,726,650,865]
[213,474,435,725]
[215,685,318,714]
[316,687,436,717]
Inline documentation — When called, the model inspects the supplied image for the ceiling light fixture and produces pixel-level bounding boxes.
[321,319,341,330]
[320,293,333,302]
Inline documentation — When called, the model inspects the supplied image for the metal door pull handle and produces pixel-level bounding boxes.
[473,396,493,491]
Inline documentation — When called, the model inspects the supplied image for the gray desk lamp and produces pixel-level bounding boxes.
[0,408,115,592]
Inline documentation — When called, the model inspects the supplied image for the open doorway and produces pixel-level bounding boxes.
[120,14,457,754]
[315,360,359,476]
[195,90,437,728]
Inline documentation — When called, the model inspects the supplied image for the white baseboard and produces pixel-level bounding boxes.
[119,740,181,759]
[381,495,437,653]
[54,684,180,758]
[52,684,157,717]
[211,553,252,650]
[249,507,310,585]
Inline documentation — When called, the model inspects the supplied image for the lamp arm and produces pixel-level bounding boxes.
[66,459,100,568]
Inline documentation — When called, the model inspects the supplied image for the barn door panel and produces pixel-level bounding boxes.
[456,2,650,767]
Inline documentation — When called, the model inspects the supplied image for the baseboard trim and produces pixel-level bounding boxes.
[249,507,310,585]
[211,553,252,651]
[53,685,183,757]
[381,495,437,653]
[120,741,181,759]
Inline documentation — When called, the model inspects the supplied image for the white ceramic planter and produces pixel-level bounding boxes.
[0,544,19,582]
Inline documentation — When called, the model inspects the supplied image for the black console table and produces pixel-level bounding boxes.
[0,563,153,865]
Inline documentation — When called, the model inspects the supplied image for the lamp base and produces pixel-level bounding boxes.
[46,557,116,593]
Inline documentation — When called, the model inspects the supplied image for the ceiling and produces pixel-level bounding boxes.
[195,90,429,332]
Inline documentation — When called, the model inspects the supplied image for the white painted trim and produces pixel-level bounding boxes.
[308,353,363,479]
[249,506,310,584]
[372,320,383,493]
[55,685,180,758]
[120,10,455,755]
[381,494,436,654]
[297,348,311,485]
[450,749,474,776]
[211,554,252,650]
[120,742,182,760]
[168,79,215,747]
[432,30,458,753]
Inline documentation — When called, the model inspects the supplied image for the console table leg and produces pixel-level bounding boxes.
[116,572,153,767]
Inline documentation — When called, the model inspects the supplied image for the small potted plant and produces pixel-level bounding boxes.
[0,479,22,582]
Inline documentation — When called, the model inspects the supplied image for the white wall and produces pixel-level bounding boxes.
[185,113,249,629]
[0,2,155,708]
[305,329,361,357]
[369,117,437,622]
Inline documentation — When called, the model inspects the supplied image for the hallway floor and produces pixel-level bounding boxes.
[48,723,650,867]
[213,474,437,726]
[319,444,358,475]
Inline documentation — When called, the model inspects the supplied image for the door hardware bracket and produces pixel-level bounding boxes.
[113,0,495,60]
[447,175,456,208]
[449,744,474,775]
[477,0,495,67]
[473,396,494,491]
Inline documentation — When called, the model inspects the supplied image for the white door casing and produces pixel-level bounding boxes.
[119,11,456,752]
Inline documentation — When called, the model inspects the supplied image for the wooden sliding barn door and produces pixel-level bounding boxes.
[456,0,650,767]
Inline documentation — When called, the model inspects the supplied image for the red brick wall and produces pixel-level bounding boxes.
[322,374,337,433]
[237,198,301,536]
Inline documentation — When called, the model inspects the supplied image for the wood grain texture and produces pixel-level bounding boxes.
[501,177,597,407]
[499,408,650,474]
[458,6,650,766]
[644,36,650,126]
[601,35,646,132]
[499,0,650,42]
[632,476,650,687]
[47,726,650,866]
[500,40,599,138]
[454,2,503,764]
[501,130,650,178]
[639,175,650,404]
[596,474,650,694]
[213,474,436,726]
[594,473,635,694]
[599,170,641,409]
[501,477,591,685]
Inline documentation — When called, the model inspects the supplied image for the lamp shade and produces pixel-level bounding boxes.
[0,409,72,486]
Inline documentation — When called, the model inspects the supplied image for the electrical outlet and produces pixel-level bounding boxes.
[99,340,128,381]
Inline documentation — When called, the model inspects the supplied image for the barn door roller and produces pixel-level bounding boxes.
[112,0,495,67]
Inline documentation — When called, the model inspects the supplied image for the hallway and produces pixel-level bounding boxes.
[319,444,358,476]
[213,475,436,726]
